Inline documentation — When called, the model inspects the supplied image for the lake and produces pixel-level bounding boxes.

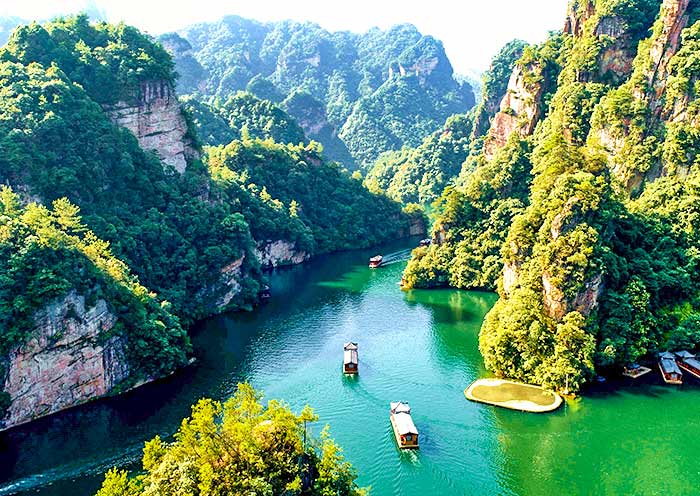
[1,238,699,495]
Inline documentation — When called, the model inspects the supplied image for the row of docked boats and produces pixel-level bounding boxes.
[658,350,700,385]
[342,342,419,449]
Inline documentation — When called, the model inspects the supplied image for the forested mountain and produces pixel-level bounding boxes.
[404,0,700,393]
[0,15,419,428]
[160,18,476,169]
[362,40,529,206]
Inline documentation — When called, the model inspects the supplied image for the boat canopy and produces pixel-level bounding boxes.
[390,402,417,435]
[390,401,411,414]
[343,342,358,365]
[344,349,358,365]
[659,352,682,374]
[675,350,695,359]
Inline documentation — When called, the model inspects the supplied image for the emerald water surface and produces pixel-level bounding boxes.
[1,239,700,495]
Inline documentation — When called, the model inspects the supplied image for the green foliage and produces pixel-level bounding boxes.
[95,384,367,496]
[1,14,175,105]
[0,188,190,386]
[0,59,261,323]
[404,0,700,392]
[364,114,474,205]
[208,139,414,254]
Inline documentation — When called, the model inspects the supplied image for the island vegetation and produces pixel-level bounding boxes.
[95,384,367,496]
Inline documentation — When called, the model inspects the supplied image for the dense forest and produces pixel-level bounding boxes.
[404,0,700,392]
[160,19,476,169]
[0,15,420,422]
[95,384,367,496]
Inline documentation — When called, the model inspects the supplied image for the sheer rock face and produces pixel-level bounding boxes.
[542,272,603,320]
[647,0,691,117]
[255,240,310,269]
[104,80,197,174]
[484,63,543,159]
[209,255,246,311]
[1,292,128,431]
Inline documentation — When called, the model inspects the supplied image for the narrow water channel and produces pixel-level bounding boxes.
[1,238,700,495]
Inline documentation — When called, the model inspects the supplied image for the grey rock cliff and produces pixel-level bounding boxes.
[1,291,129,431]
[104,80,197,173]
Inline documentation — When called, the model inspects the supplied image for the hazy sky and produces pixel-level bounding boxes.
[0,0,568,73]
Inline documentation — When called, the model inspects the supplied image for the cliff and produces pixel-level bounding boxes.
[104,80,198,174]
[255,240,310,269]
[1,291,129,431]
[483,62,545,159]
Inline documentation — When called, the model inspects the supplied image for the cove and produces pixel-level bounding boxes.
[1,238,700,495]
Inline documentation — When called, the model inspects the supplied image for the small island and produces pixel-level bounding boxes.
[464,379,563,413]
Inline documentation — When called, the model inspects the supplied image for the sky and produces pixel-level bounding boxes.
[0,0,568,74]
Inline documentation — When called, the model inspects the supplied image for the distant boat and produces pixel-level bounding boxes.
[368,255,383,269]
[419,238,431,247]
[658,352,683,384]
[389,402,419,449]
[343,342,358,375]
[675,351,700,380]
[259,284,271,301]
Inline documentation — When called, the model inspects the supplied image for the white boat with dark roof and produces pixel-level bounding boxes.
[675,350,700,380]
[343,342,358,374]
[390,402,419,449]
[658,351,683,384]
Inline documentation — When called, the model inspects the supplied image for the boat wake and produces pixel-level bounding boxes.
[378,249,412,266]
[0,445,143,495]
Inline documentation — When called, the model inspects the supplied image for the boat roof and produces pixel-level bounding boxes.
[390,404,418,436]
[370,255,382,261]
[344,342,358,350]
[659,351,676,359]
[390,402,411,414]
[343,349,358,365]
[675,350,695,359]
[660,356,682,374]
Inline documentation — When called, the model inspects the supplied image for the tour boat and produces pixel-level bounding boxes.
[419,238,431,247]
[343,342,358,374]
[658,352,683,384]
[675,351,700,380]
[368,255,383,268]
[390,402,419,449]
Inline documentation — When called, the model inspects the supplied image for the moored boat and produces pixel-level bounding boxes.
[343,342,358,374]
[389,402,419,449]
[368,255,383,268]
[419,238,431,247]
[675,351,700,380]
[658,352,683,384]
[622,363,652,379]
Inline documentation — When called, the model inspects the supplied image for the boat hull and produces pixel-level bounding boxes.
[677,362,700,380]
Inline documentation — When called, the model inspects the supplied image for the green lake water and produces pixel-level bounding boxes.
[1,238,700,495]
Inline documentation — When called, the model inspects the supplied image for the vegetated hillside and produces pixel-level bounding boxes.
[404,0,700,393]
[160,19,475,169]
[0,15,418,426]
[95,384,367,496]
[362,40,530,206]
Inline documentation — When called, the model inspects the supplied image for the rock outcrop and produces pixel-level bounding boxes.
[1,291,129,431]
[104,80,197,174]
[484,63,544,159]
[645,0,691,118]
[255,240,310,269]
